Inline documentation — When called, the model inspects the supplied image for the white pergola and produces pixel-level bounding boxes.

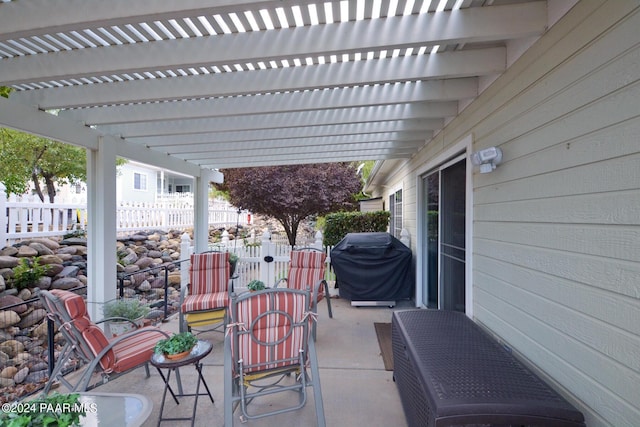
[0,0,551,316]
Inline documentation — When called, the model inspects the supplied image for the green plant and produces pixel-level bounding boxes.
[0,392,85,427]
[247,280,266,291]
[323,210,390,246]
[154,332,198,355]
[101,298,150,321]
[11,257,50,291]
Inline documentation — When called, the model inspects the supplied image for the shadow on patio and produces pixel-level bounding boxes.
[95,294,410,427]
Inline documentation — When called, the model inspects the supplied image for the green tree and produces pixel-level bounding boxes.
[218,163,363,246]
[0,128,87,202]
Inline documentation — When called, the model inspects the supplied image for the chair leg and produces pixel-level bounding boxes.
[323,281,333,318]
[308,339,326,427]
[224,337,234,427]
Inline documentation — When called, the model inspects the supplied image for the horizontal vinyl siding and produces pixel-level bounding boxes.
[382,1,640,426]
[472,2,640,426]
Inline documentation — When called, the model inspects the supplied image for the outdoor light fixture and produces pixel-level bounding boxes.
[471,147,503,173]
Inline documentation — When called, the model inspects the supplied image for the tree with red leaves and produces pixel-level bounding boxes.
[219,163,362,246]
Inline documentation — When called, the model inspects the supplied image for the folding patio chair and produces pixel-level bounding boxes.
[39,289,169,394]
[224,288,325,426]
[180,251,232,333]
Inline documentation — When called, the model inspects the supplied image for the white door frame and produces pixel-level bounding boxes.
[415,134,474,317]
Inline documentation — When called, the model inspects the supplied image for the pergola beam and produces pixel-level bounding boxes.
[60,80,470,125]
[13,50,496,109]
[0,0,313,40]
[1,2,544,85]
[129,120,435,147]
[99,104,445,138]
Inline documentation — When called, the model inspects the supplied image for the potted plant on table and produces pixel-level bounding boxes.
[154,332,198,361]
[101,298,150,338]
[247,279,266,292]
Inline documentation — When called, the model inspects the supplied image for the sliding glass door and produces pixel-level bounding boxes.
[421,156,466,312]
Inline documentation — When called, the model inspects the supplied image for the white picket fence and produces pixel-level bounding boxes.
[0,186,248,246]
[179,230,333,291]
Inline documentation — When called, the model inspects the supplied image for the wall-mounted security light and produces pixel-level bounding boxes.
[471,147,502,173]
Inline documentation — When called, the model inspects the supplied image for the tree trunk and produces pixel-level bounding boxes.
[31,172,45,202]
[44,175,56,203]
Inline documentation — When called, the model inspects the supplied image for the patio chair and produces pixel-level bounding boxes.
[39,289,169,394]
[180,251,232,333]
[275,248,333,339]
[224,288,325,426]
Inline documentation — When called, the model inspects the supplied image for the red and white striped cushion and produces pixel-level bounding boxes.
[110,327,167,373]
[288,251,326,300]
[189,252,230,295]
[50,290,164,373]
[181,291,229,312]
[235,291,307,373]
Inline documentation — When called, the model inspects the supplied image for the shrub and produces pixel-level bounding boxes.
[11,257,50,291]
[102,298,150,321]
[323,211,390,246]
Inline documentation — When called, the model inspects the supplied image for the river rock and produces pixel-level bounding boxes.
[38,254,64,265]
[0,256,20,268]
[137,280,151,292]
[56,246,77,255]
[55,265,79,279]
[0,295,27,314]
[135,257,154,269]
[32,322,49,340]
[124,264,140,274]
[17,245,38,257]
[0,340,24,357]
[0,366,17,379]
[35,276,52,290]
[0,377,15,387]
[59,237,87,246]
[0,275,4,292]
[17,288,31,301]
[14,367,29,384]
[18,309,46,328]
[51,277,82,290]
[0,311,21,328]
[28,242,54,256]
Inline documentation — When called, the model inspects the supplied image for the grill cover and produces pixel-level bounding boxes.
[331,232,413,301]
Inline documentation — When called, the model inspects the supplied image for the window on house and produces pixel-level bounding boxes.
[389,189,403,238]
[175,185,190,193]
[134,173,147,191]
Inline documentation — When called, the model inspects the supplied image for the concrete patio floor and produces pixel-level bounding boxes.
[97,294,412,427]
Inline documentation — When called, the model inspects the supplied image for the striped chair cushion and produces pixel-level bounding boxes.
[189,252,230,295]
[50,290,116,371]
[288,251,327,301]
[50,290,165,373]
[110,327,167,373]
[235,291,307,373]
[181,291,229,312]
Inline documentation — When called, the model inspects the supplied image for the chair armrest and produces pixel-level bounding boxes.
[96,317,139,327]
[273,278,288,288]
[180,283,191,304]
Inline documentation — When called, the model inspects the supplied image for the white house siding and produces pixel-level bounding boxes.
[371,1,640,426]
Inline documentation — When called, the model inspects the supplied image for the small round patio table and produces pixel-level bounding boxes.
[150,340,214,427]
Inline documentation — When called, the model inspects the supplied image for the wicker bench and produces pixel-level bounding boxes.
[391,309,585,427]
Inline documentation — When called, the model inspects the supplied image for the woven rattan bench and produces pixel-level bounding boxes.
[392,309,585,427]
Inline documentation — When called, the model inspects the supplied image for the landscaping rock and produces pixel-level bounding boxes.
[0,256,20,269]
[17,245,38,257]
[0,295,27,314]
[51,277,82,290]
[18,309,46,329]
[0,311,21,328]
[28,242,54,256]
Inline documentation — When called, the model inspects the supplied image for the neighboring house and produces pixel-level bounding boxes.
[117,161,194,204]
[45,161,193,204]
[366,2,640,426]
